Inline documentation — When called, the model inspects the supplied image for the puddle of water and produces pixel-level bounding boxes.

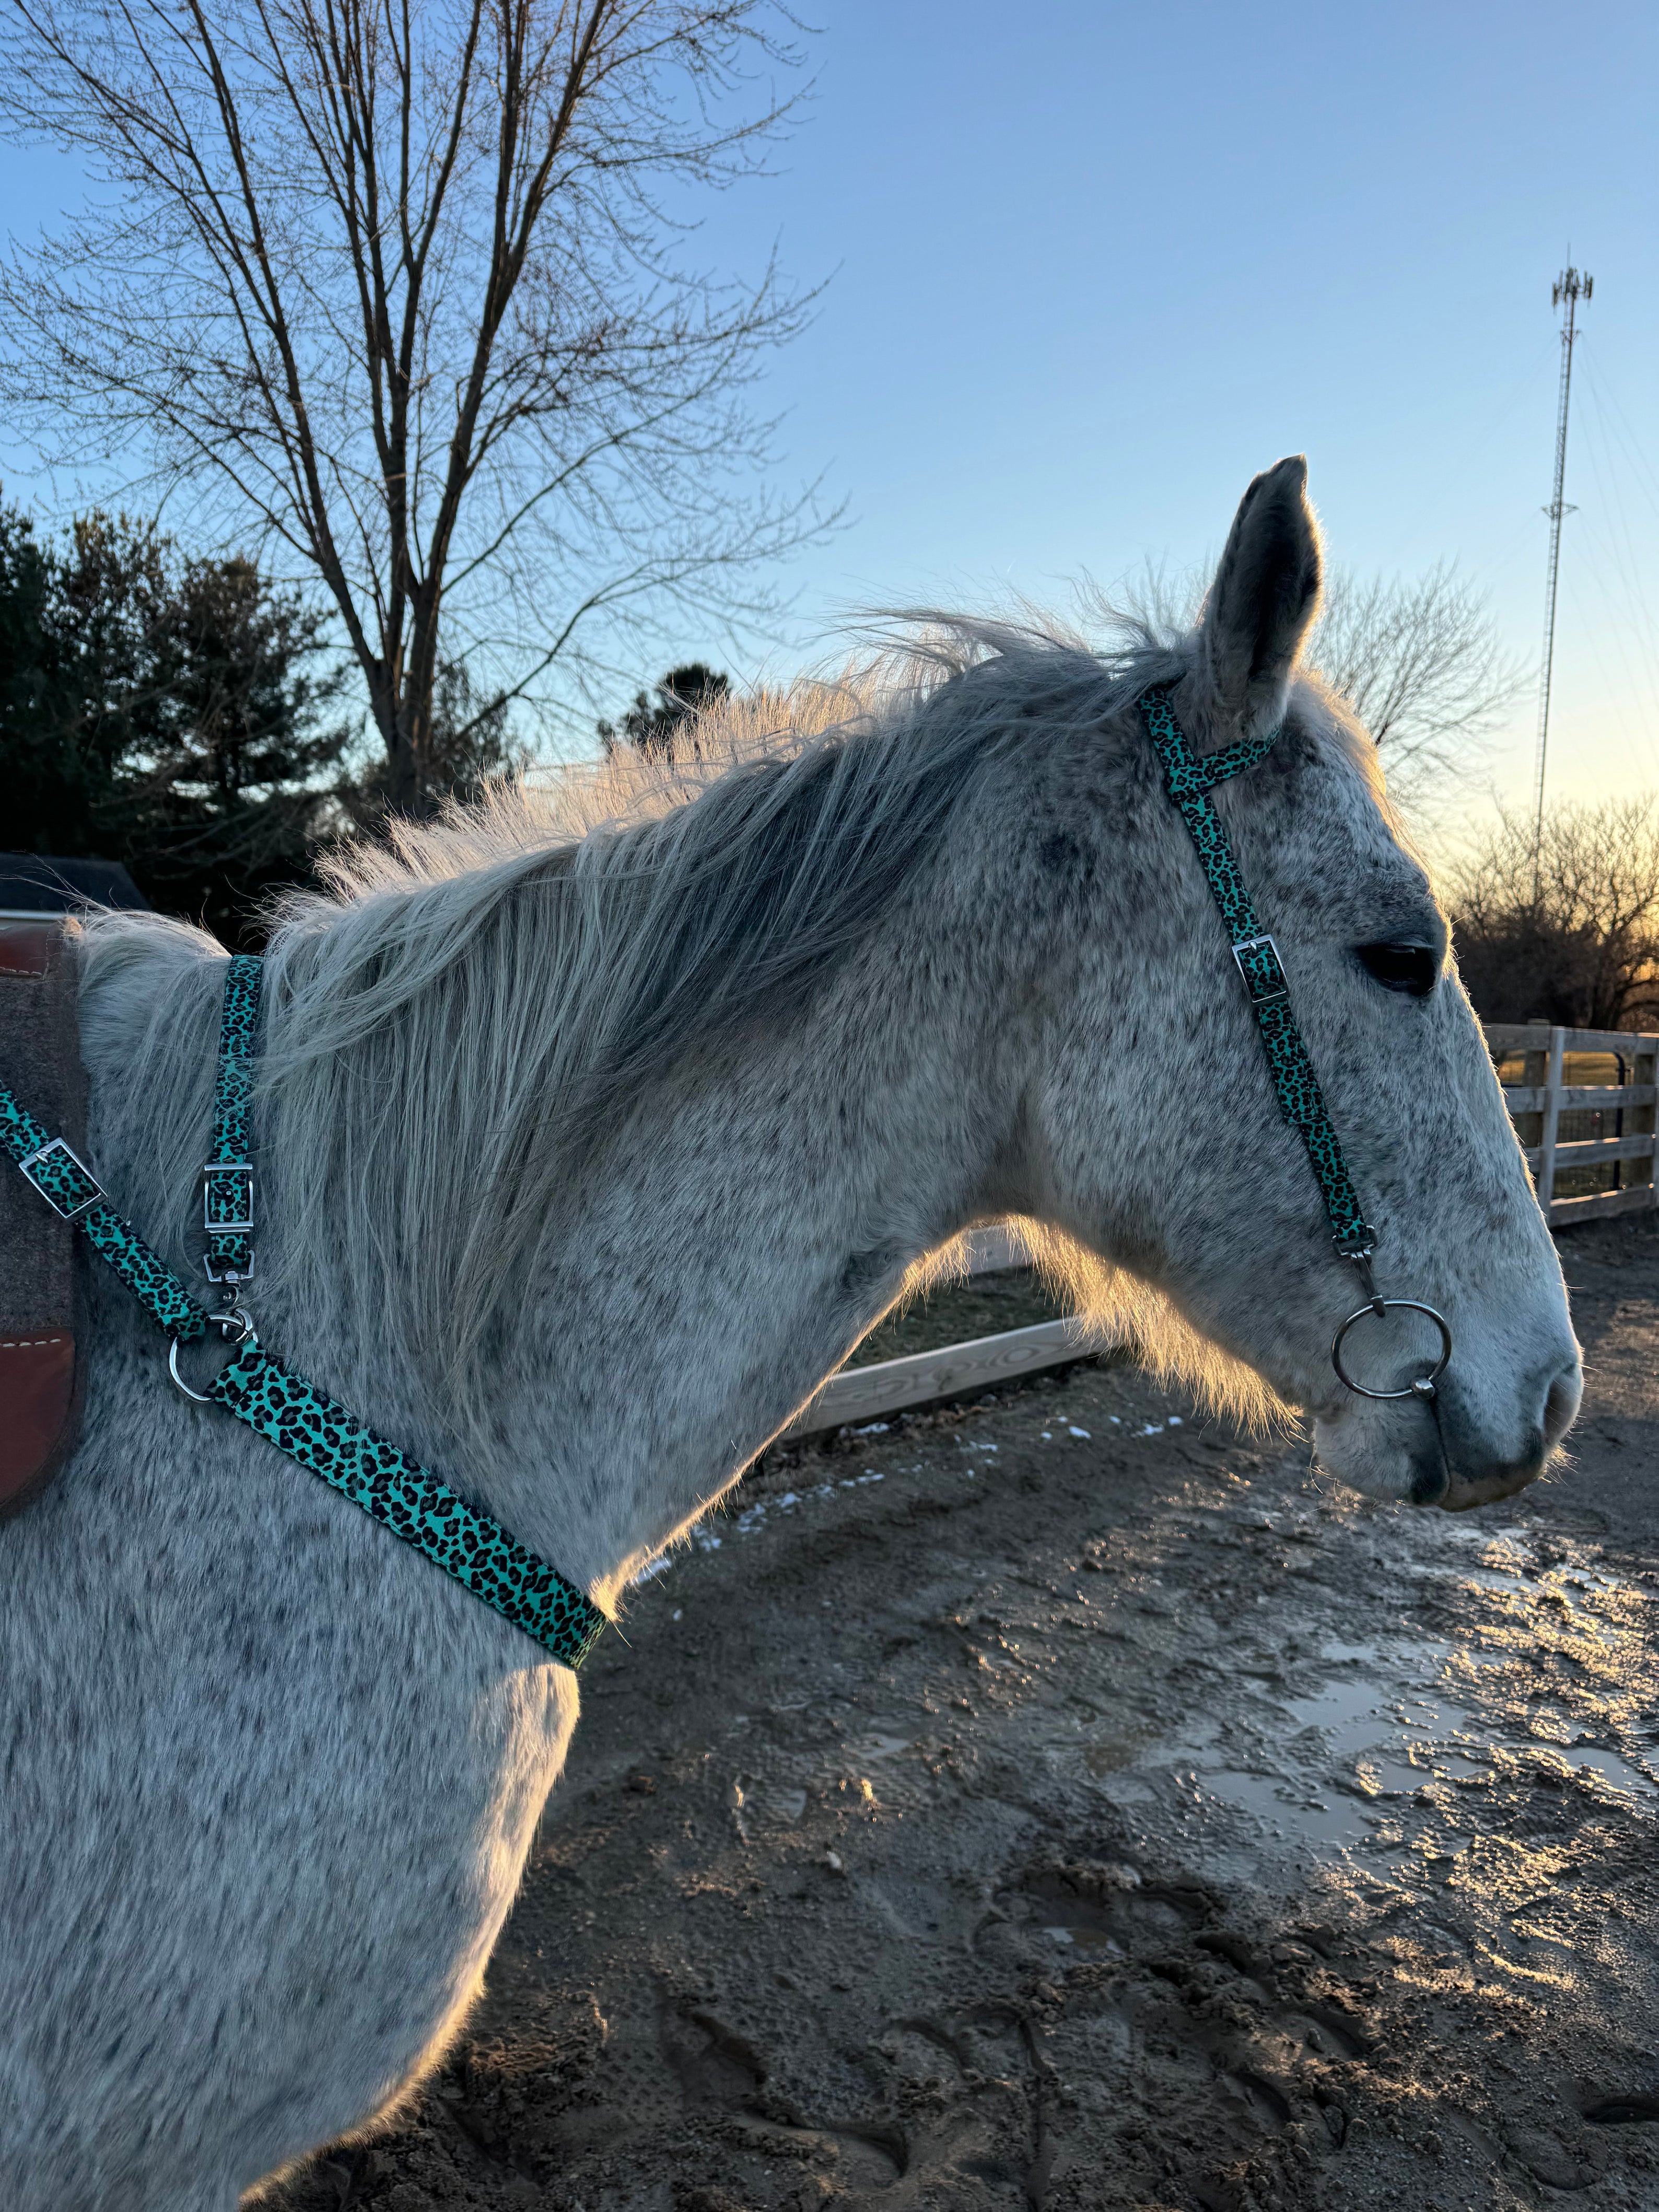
[842,1732,913,1763]
[1189,1652,1656,1858]
[1283,1666,1657,1797]
[1284,1673,1488,1762]
[1540,1742,1656,1798]
[1200,1770,1369,1847]
[1042,1923,1125,1954]
[1077,1519,1659,1873]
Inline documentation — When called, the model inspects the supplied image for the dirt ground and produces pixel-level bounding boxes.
[267,1215,1659,2212]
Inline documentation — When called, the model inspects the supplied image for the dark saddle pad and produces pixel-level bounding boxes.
[0,918,86,1516]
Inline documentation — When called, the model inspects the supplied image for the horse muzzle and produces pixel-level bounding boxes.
[1426,1355,1583,1512]
[1312,1348,1582,1513]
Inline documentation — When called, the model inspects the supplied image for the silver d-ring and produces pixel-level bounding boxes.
[168,1312,257,1402]
[1330,1298,1453,1402]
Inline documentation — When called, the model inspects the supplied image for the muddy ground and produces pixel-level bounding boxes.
[268,1215,1659,2212]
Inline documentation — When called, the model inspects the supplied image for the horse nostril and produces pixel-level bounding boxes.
[1543,1365,1582,1450]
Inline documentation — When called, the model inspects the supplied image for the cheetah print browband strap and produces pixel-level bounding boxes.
[1138,685,1376,1261]
[0,960,607,1671]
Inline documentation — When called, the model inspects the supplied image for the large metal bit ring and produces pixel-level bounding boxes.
[1330,1298,1453,1402]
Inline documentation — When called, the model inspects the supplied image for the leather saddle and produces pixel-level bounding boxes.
[0,918,86,1515]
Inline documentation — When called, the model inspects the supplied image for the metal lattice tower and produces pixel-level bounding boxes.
[1533,262,1592,858]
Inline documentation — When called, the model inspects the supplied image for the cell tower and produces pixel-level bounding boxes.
[1533,262,1592,852]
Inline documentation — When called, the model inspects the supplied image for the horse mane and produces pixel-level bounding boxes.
[242,623,1177,1385]
[79,610,1356,1449]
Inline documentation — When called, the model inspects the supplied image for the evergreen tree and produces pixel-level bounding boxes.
[598,663,731,763]
[0,499,354,945]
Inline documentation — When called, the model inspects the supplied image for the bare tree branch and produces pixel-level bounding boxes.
[1307,564,1528,796]
[0,0,832,811]
[1448,799,1659,1031]
[1107,556,1526,808]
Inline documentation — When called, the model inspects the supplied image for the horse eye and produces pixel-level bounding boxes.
[1354,941,1439,998]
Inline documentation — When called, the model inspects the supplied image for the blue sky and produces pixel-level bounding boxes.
[709,0,1659,821]
[2,0,1655,820]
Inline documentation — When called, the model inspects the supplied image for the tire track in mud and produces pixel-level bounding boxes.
[269,1222,1659,2212]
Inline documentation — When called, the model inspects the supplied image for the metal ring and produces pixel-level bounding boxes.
[1330,1298,1453,1402]
[168,1310,257,1402]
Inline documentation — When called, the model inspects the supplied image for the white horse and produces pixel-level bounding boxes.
[1,459,1579,2208]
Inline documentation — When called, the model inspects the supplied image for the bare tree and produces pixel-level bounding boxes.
[0,0,829,812]
[1307,564,1527,795]
[1112,557,1524,802]
[1448,798,1659,1031]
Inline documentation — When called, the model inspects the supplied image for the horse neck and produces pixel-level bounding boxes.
[485,903,1037,1610]
[72,876,1036,1621]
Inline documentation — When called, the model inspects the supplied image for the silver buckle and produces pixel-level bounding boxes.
[202,1161,254,1234]
[1232,933,1289,1004]
[17,1136,104,1222]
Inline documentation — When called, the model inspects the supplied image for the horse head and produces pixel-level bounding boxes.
[1021,457,1581,1511]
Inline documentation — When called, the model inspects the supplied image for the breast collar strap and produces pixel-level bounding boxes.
[0,956,606,1670]
[1138,685,1452,1405]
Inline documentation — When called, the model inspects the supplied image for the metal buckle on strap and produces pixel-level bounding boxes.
[202,1161,254,1234]
[1232,933,1289,1005]
[17,1135,105,1222]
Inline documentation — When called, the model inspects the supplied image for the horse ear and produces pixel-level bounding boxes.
[1197,455,1322,734]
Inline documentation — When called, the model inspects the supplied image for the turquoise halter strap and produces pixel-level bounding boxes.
[203,952,261,1285]
[1138,686,1374,1259]
[1137,685,1452,1405]
[0,957,607,1669]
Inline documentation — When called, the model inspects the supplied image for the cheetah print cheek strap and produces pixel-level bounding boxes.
[0,962,606,1671]
[1138,685,1376,1260]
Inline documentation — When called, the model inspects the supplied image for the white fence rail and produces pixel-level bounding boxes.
[1486,1021,1659,1228]
[961,1222,1026,1275]
[786,1316,1088,1437]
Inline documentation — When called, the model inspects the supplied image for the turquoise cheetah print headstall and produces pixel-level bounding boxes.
[0,958,606,1670]
[1138,685,1375,1260]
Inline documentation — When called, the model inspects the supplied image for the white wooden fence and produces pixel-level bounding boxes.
[785,1314,1085,1436]
[1486,1021,1659,1228]
[788,1018,1659,1435]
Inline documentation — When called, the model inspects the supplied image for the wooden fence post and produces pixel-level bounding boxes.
[1536,1027,1565,1216]
[1628,1036,1658,1205]
[1518,1020,1549,1197]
